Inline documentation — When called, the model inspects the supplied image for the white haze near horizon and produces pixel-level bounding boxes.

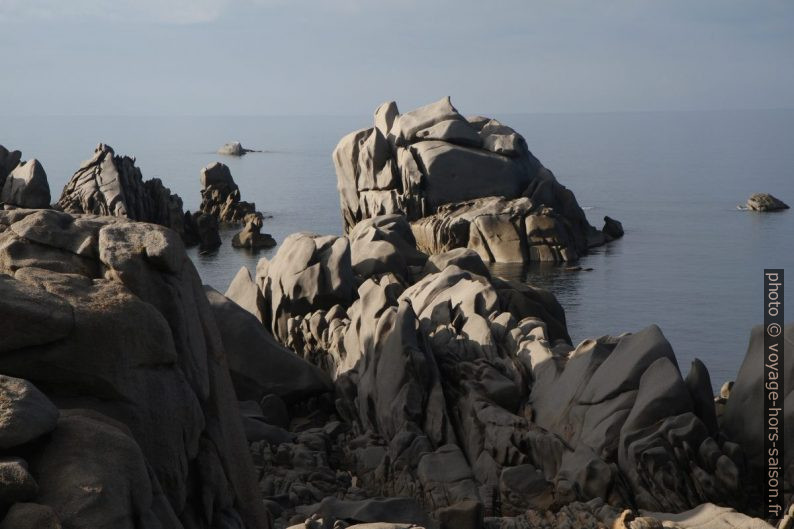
[0,0,793,116]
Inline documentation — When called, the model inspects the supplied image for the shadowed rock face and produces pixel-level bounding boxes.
[0,146,22,192]
[0,159,51,209]
[722,324,793,504]
[223,213,772,529]
[0,208,268,528]
[333,98,621,263]
[0,146,51,210]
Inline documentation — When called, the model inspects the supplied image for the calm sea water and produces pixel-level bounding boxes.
[3,110,792,387]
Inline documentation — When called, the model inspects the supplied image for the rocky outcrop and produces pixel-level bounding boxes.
[0,208,268,528]
[218,142,259,156]
[0,146,22,191]
[332,98,622,263]
[744,193,790,211]
[186,211,222,253]
[0,159,51,209]
[199,162,256,224]
[232,213,276,250]
[0,146,51,209]
[205,286,332,403]
[722,324,793,509]
[56,143,193,240]
[198,162,275,251]
[221,214,774,529]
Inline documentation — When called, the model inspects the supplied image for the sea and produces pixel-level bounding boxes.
[3,109,792,388]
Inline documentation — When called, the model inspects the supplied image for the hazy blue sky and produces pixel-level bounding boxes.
[1,0,793,116]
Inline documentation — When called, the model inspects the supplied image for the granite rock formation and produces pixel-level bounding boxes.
[56,143,195,242]
[0,158,51,209]
[199,162,255,224]
[232,213,276,250]
[722,324,793,511]
[0,146,22,191]
[745,193,790,212]
[218,142,259,156]
[332,98,622,263]
[218,213,781,529]
[0,204,781,528]
[0,208,268,528]
[0,146,51,210]
[198,162,276,251]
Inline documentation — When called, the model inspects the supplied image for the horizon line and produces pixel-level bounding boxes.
[4,106,794,119]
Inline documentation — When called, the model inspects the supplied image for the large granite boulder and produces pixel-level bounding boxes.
[333,98,621,263]
[205,286,333,403]
[0,208,268,528]
[259,232,355,344]
[0,375,59,449]
[0,159,51,209]
[348,214,426,282]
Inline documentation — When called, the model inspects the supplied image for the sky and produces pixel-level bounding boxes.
[0,0,793,116]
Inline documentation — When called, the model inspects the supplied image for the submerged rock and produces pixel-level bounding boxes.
[333,97,622,263]
[745,192,789,211]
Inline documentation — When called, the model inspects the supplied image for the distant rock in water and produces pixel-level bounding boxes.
[0,149,51,209]
[199,161,257,223]
[602,215,624,239]
[190,211,222,253]
[217,141,259,156]
[332,97,623,263]
[198,161,276,250]
[56,143,192,239]
[232,213,276,250]
[744,192,789,211]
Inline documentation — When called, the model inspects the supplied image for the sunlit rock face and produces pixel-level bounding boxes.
[332,97,622,263]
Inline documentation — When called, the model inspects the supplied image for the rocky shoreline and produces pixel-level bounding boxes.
[0,102,791,529]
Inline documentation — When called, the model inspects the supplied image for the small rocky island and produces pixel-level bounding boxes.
[744,193,790,212]
[219,142,260,156]
[0,100,791,529]
[333,97,623,263]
